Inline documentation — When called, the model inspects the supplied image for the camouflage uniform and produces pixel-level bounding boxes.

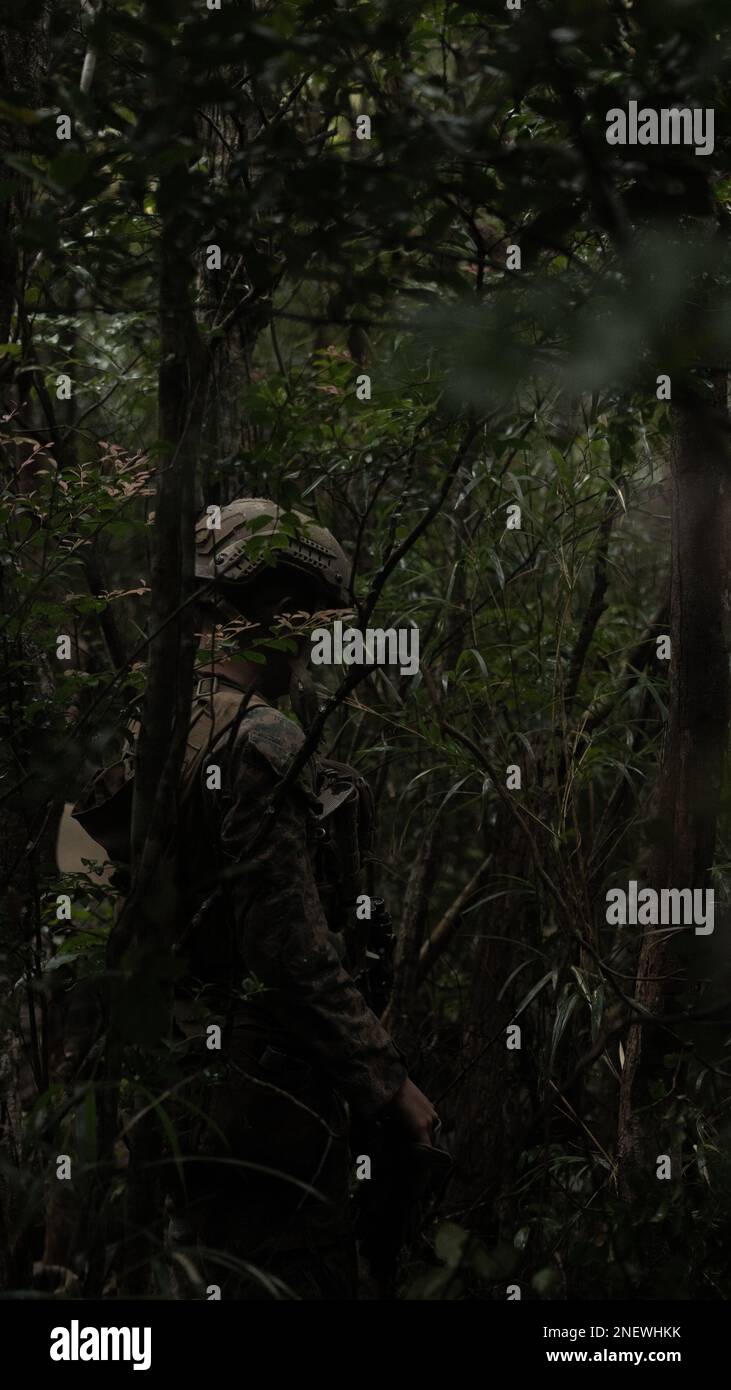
[164,677,406,1299]
[73,498,407,1298]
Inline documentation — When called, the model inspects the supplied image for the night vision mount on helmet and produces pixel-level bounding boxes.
[194,497,351,608]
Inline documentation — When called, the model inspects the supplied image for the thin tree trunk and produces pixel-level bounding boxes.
[617,376,731,1196]
[448,817,526,1222]
[382,823,441,1054]
[0,0,57,1295]
[95,42,206,1289]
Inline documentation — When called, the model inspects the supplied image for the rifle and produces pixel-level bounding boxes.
[356,896,394,1018]
[354,1114,453,1297]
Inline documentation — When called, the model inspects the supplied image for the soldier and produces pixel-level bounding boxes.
[157,498,438,1299]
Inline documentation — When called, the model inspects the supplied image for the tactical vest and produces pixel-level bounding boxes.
[72,680,374,972]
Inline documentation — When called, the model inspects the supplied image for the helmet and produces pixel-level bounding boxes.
[195,497,351,607]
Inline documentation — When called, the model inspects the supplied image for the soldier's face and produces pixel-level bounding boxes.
[238,581,317,692]
[240,578,352,696]
[247,579,336,647]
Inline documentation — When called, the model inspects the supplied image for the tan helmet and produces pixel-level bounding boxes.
[195,497,351,607]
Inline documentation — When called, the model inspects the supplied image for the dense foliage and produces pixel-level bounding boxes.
[2,0,731,1299]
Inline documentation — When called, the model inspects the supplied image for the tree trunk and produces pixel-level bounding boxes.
[0,0,56,1295]
[382,823,441,1056]
[97,34,206,1291]
[448,816,527,1224]
[617,376,731,1196]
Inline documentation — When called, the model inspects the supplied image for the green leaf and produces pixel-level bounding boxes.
[435,1221,469,1269]
[531,1266,561,1296]
[0,98,43,125]
[514,970,554,1019]
[549,987,579,1071]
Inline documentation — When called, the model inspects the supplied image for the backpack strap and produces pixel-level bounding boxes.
[71,685,271,864]
[179,685,268,797]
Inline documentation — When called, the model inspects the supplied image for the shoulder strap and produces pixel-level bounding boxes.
[71,687,270,862]
[179,686,268,799]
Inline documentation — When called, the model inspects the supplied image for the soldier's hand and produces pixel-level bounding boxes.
[389,1076,438,1145]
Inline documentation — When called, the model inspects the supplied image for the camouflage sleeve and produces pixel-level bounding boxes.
[218,734,407,1117]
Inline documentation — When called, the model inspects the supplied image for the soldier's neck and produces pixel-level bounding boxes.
[197,654,282,704]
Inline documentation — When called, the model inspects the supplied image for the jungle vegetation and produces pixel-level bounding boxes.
[2,0,731,1299]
